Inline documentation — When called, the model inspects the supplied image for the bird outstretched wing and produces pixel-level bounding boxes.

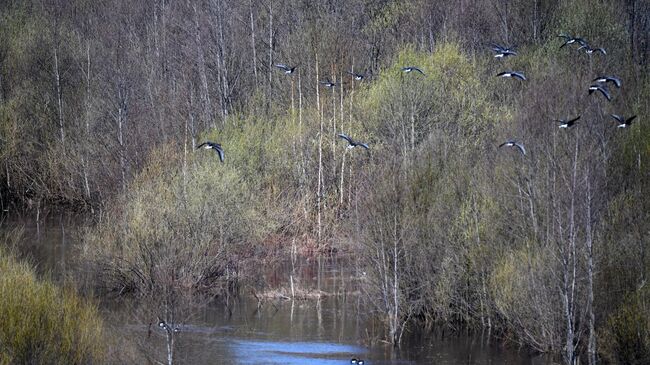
[567,115,581,124]
[337,133,353,144]
[610,114,624,123]
[596,87,611,101]
[514,143,526,155]
[214,146,225,162]
[412,67,425,75]
[511,72,526,81]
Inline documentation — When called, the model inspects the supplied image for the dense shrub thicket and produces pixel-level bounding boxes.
[2,0,649,364]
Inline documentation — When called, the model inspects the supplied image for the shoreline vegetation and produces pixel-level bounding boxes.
[1,0,650,364]
[0,231,105,364]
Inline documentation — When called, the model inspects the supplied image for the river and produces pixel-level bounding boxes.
[3,212,550,365]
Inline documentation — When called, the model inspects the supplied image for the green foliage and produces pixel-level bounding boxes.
[549,0,627,46]
[83,142,273,297]
[599,290,650,365]
[0,246,105,364]
[360,43,503,152]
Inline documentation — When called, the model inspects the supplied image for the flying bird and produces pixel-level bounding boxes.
[496,71,526,81]
[558,34,587,49]
[499,140,526,155]
[556,115,581,128]
[593,75,621,88]
[578,45,606,55]
[197,141,225,162]
[274,63,297,75]
[347,71,365,81]
[320,79,339,88]
[338,133,369,150]
[491,44,517,58]
[588,84,612,101]
[610,114,637,128]
[401,66,425,75]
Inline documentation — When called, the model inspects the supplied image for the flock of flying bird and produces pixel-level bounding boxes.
[197,34,638,163]
[197,62,374,161]
[187,35,640,365]
[493,33,638,156]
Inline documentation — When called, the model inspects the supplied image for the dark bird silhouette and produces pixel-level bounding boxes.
[338,133,369,150]
[401,66,425,75]
[197,141,225,162]
[593,75,621,88]
[556,115,581,129]
[491,44,517,58]
[496,71,526,81]
[610,114,637,128]
[347,71,365,81]
[320,79,339,88]
[499,140,526,155]
[558,34,587,49]
[588,84,612,101]
[274,63,297,74]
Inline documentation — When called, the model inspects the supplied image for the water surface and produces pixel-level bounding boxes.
[3,213,548,365]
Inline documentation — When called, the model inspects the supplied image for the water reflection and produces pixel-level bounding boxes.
[2,213,547,364]
[231,340,367,365]
[2,212,77,280]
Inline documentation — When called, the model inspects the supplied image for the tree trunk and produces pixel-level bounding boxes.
[192,3,214,129]
[117,84,128,193]
[267,0,273,104]
[54,47,65,146]
[83,41,92,201]
[316,56,323,243]
[249,0,258,87]
[585,169,596,365]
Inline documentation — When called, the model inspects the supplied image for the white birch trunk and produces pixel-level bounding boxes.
[54,48,65,146]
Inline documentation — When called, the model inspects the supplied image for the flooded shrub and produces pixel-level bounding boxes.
[0,247,105,364]
[82,144,271,297]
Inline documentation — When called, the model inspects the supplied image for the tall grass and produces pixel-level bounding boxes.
[0,232,105,364]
